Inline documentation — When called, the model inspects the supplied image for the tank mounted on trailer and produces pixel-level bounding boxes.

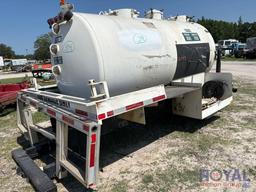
[49,2,216,98]
[13,0,234,190]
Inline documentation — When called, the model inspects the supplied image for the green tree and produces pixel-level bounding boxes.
[15,54,25,59]
[25,54,35,60]
[238,16,243,26]
[0,43,15,58]
[197,17,256,43]
[34,33,51,61]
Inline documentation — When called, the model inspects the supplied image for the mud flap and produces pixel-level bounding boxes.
[12,148,57,192]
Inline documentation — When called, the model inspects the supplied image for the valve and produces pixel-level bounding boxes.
[60,0,65,6]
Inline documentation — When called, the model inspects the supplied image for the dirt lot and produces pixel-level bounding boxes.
[0,61,256,192]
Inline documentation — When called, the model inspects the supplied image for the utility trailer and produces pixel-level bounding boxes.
[14,72,233,190]
[32,63,52,78]
[0,81,30,112]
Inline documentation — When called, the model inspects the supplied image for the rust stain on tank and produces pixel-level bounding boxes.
[143,64,160,71]
[143,65,154,71]
[143,54,171,59]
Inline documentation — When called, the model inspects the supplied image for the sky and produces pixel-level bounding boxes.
[0,0,255,55]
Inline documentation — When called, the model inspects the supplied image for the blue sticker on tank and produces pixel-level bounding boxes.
[53,56,63,65]
[55,36,62,43]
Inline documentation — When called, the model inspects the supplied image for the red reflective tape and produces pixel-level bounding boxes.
[90,143,96,167]
[83,124,89,132]
[47,108,56,117]
[75,109,88,117]
[98,113,106,120]
[153,95,166,102]
[107,111,114,117]
[91,134,96,143]
[126,102,144,111]
[62,115,74,125]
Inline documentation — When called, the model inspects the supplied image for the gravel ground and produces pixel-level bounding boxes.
[0,61,255,192]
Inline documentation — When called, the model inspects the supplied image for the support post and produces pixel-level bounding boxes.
[216,48,222,73]
[85,125,101,188]
[17,98,29,136]
[56,120,68,179]
[23,109,39,146]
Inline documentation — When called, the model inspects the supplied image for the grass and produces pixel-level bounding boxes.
[0,137,20,159]
[170,131,230,153]
[19,186,34,192]
[142,174,154,184]
[142,131,233,191]
[0,107,49,130]
[140,167,199,191]
[32,111,50,124]
[248,167,256,179]
[111,180,128,192]
[0,77,29,84]
[0,109,17,130]
[0,76,56,86]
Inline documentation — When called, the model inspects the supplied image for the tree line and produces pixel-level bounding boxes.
[197,17,256,43]
[0,33,51,61]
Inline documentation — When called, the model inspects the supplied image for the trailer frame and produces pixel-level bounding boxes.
[15,72,233,189]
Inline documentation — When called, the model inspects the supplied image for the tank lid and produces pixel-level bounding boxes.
[169,15,191,22]
[106,9,140,18]
[145,9,163,20]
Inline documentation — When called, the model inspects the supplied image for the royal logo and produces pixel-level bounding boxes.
[200,169,251,189]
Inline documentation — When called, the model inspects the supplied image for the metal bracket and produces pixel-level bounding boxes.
[23,109,39,146]
[32,78,39,91]
[88,79,110,101]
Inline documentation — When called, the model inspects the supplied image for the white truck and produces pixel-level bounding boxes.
[4,59,28,72]
[218,39,239,56]
[12,1,235,191]
[0,56,3,70]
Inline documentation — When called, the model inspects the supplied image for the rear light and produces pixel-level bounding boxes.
[52,65,61,76]
[49,44,60,55]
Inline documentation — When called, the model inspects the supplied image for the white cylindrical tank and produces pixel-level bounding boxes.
[51,9,216,99]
